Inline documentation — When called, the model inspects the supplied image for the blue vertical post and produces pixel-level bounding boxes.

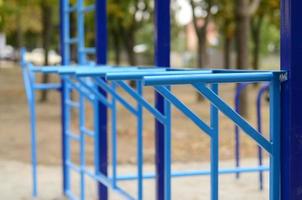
[137,80,144,200]
[154,0,171,199]
[210,84,219,200]
[281,0,302,199]
[60,0,70,195]
[95,0,108,199]
[269,74,281,200]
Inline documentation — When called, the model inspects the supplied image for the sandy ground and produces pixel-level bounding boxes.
[0,63,272,199]
[0,159,269,200]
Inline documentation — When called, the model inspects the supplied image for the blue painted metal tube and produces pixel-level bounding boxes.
[114,166,270,181]
[94,78,137,115]
[193,84,272,153]
[95,0,108,198]
[60,0,70,194]
[66,190,80,200]
[81,4,95,13]
[65,79,95,102]
[144,72,275,86]
[33,83,61,90]
[111,82,117,188]
[66,131,81,141]
[234,83,249,179]
[79,94,86,200]
[80,47,96,54]
[63,77,71,194]
[77,0,86,64]
[269,74,281,200]
[137,80,144,200]
[66,37,78,44]
[210,84,219,200]
[20,49,38,197]
[164,86,172,200]
[105,70,213,81]
[154,86,212,136]
[75,78,111,106]
[115,80,166,124]
[29,76,38,197]
[84,170,136,200]
[81,127,94,137]
[154,0,171,198]
[256,84,269,191]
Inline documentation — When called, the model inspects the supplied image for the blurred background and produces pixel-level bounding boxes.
[0,0,279,199]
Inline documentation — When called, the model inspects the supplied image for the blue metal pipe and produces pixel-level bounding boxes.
[256,84,269,191]
[114,166,270,181]
[234,83,249,179]
[210,84,219,200]
[144,72,275,86]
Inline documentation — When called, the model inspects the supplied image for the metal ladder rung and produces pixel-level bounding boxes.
[65,100,80,108]
[65,5,77,13]
[80,48,96,54]
[65,37,78,44]
[81,128,94,137]
[66,161,81,173]
[66,131,80,141]
[82,5,95,13]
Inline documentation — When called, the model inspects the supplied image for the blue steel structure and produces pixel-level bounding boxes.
[19,0,302,199]
[280,0,302,199]
[20,61,283,200]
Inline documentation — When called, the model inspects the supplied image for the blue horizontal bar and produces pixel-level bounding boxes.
[65,37,78,44]
[80,48,96,54]
[144,72,276,85]
[82,5,95,13]
[115,166,270,181]
[85,170,135,200]
[33,83,61,90]
[106,69,213,80]
[66,131,80,141]
[81,127,94,137]
[66,5,77,13]
[65,100,80,108]
[75,67,138,77]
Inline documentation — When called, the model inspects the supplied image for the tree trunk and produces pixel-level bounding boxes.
[112,30,121,65]
[122,30,136,87]
[223,22,232,69]
[40,3,52,102]
[251,16,264,70]
[224,35,232,69]
[125,33,136,66]
[235,0,250,117]
[196,30,207,101]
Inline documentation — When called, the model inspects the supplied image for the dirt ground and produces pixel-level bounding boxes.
[0,62,271,199]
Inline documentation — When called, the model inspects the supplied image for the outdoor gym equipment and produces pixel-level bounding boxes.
[19,0,302,199]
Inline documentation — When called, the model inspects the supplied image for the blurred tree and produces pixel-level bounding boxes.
[108,0,151,66]
[189,0,213,69]
[235,0,261,117]
[39,0,57,102]
[215,0,236,69]
[189,0,214,101]
[251,0,279,70]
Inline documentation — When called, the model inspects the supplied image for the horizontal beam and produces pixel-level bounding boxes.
[144,72,280,85]
[115,166,270,181]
